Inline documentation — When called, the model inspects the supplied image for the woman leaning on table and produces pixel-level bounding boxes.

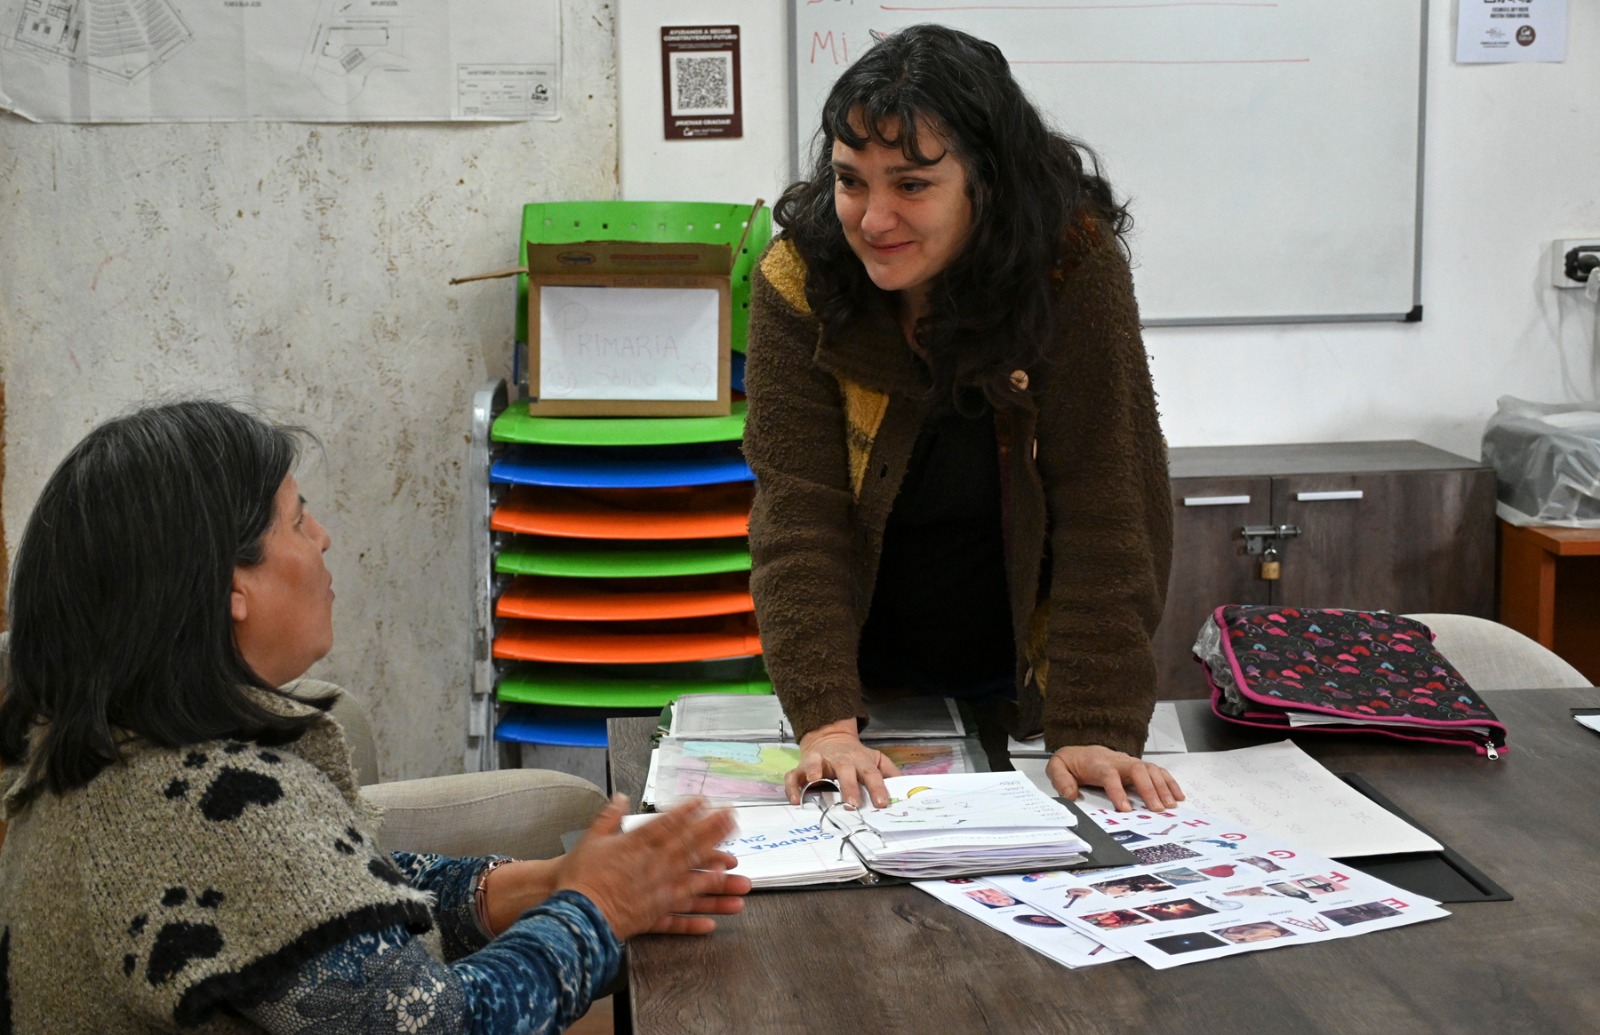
[743,24,1183,814]
[0,399,748,1034]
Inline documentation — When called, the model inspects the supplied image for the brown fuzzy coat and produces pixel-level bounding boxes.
[742,232,1173,755]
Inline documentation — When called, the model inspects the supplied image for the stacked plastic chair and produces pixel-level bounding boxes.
[467,201,774,783]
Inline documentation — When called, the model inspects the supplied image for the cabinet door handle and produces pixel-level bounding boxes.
[1296,490,1365,502]
[1182,495,1251,507]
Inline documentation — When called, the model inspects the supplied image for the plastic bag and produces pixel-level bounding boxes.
[1481,396,1600,527]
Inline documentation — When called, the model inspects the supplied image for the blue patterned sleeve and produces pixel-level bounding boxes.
[239,891,621,1035]
[387,851,498,959]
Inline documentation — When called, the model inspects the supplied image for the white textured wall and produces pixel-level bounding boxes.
[1,1,619,781]
[6,1,1600,779]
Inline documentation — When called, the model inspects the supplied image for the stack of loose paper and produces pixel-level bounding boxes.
[855,695,968,739]
[667,692,794,740]
[638,771,1092,888]
[818,772,1091,879]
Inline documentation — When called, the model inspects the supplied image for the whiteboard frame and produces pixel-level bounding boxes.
[785,2,1429,328]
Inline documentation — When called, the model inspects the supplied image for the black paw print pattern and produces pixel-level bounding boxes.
[162,743,286,822]
[333,825,407,887]
[122,887,228,988]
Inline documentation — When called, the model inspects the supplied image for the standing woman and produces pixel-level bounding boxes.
[744,24,1182,812]
[0,400,745,1034]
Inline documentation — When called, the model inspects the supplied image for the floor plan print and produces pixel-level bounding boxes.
[0,0,559,122]
[9,0,192,84]
[301,0,408,104]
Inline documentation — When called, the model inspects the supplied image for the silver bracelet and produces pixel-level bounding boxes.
[473,856,518,939]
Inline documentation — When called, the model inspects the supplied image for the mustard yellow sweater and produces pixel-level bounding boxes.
[743,232,1173,754]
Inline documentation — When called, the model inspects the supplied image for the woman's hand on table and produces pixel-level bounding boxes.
[785,719,901,808]
[1046,745,1183,812]
[554,796,750,940]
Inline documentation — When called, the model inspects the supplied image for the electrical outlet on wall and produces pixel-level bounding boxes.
[1552,239,1600,288]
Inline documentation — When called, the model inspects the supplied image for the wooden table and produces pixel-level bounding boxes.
[611,688,1600,1034]
[1499,521,1600,683]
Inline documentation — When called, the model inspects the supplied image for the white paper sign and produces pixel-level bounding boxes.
[538,285,721,403]
[1457,0,1567,64]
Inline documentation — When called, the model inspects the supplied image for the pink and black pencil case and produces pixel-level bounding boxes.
[1193,605,1508,757]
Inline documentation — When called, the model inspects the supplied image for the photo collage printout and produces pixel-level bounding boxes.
[915,803,1449,969]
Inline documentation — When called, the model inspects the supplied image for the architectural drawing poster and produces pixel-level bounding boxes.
[0,0,561,122]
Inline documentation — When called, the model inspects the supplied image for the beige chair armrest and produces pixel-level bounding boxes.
[362,769,608,859]
[1404,612,1590,690]
[289,675,608,859]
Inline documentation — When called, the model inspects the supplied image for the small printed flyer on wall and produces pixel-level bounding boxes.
[660,26,742,139]
[1456,0,1567,63]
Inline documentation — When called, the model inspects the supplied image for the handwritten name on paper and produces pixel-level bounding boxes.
[539,285,720,401]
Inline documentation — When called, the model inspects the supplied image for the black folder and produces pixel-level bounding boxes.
[1333,773,1512,904]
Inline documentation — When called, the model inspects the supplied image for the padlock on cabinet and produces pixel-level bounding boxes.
[1259,544,1281,581]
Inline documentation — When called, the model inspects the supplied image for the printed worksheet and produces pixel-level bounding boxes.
[1050,805,1448,969]
[916,874,1128,968]
[916,803,1449,970]
[1076,740,1443,859]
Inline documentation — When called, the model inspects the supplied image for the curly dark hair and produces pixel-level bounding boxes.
[774,24,1132,410]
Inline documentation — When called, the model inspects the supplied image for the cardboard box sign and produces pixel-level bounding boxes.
[525,240,733,417]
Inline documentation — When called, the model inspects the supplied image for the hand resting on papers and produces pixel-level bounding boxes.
[785,719,901,808]
[785,719,1184,814]
[1047,746,1183,812]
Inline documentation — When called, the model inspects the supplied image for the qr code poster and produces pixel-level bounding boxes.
[661,25,743,140]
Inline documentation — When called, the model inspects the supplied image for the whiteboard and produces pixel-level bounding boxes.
[790,1,1427,326]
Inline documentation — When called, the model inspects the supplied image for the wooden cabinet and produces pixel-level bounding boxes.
[1153,441,1497,699]
[1497,521,1600,683]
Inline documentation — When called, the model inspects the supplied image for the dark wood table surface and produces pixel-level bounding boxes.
[609,688,1600,1034]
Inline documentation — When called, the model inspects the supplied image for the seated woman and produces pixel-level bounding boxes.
[0,399,748,1034]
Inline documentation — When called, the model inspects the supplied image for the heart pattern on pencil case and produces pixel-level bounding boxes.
[1218,607,1496,722]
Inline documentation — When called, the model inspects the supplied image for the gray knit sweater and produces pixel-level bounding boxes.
[0,699,438,1033]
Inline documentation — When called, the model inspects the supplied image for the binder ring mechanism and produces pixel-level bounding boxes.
[798,777,843,805]
[797,779,891,859]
